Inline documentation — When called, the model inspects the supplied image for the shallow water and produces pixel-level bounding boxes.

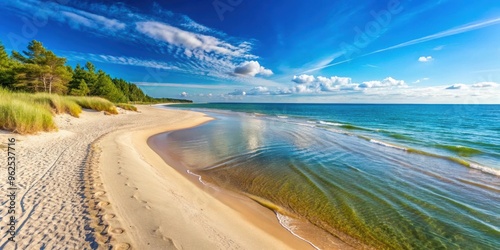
[162,104,500,249]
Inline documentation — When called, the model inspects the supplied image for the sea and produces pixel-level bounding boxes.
[161,103,499,249]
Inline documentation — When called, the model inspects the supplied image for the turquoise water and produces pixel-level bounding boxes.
[163,104,499,249]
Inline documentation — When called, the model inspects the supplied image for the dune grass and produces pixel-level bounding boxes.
[0,90,57,134]
[0,88,121,134]
[67,96,118,114]
[116,103,138,112]
[31,93,82,117]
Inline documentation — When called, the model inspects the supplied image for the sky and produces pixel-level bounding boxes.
[1,0,499,103]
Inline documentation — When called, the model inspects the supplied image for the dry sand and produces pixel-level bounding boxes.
[0,105,313,249]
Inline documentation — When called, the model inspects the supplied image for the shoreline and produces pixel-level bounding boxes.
[91,105,314,249]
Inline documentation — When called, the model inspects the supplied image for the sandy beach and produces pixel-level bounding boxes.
[0,105,312,249]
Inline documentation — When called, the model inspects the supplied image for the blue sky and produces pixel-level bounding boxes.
[1,0,499,103]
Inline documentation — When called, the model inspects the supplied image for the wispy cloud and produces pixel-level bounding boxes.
[63,51,180,70]
[4,0,125,32]
[3,0,276,86]
[303,17,500,73]
[368,17,500,55]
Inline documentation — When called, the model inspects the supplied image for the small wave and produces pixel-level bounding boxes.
[469,163,500,176]
[276,213,321,250]
[378,131,417,142]
[341,124,371,131]
[369,139,407,151]
[363,138,499,176]
[319,120,343,126]
[435,144,483,157]
[277,115,288,119]
[187,170,211,186]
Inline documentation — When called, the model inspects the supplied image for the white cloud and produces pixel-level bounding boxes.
[246,86,269,95]
[446,84,468,90]
[359,77,407,88]
[472,82,498,88]
[418,56,433,62]
[5,0,125,32]
[413,77,430,83]
[65,52,180,70]
[136,21,250,58]
[289,75,405,94]
[233,61,273,77]
[317,76,353,91]
[292,74,315,84]
[3,0,283,87]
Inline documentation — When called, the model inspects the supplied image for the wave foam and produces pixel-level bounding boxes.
[319,121,343,126]
[276,213,320,250]
[469,163,500,176]
[369,139,407,151]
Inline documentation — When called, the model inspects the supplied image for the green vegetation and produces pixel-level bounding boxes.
[0,87,120,133]
[116,103,138,112]
[0,39,192,133]
[0,88,56,134]
[67,96,118,114]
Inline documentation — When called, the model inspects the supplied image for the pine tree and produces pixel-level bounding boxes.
[92,70,127,102]
[69,79,90,96]
[0,43,17,88]
[11,40,72,94]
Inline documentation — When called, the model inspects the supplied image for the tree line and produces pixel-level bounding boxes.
[0,40,191,103]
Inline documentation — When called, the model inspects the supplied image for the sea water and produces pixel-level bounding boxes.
[162,104,499,249]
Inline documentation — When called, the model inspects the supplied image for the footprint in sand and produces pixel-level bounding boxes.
[94,191,106,197]
[103,214,116,220]
[110,227,125,234]
[114,243,131,250]
[97,201,110,208]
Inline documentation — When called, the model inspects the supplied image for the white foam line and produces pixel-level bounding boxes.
[276,213,321,250]
[186,169,209,185]
[469,163,500,176]
[369,139,407,151]
[319,121,343,126]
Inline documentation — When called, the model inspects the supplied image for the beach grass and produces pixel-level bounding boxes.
[0,94,57,134]
[116,103,138,112]
[67,96,118,114]
[0,88,121,134]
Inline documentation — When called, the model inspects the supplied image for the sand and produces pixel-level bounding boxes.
[0,105,313,249]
